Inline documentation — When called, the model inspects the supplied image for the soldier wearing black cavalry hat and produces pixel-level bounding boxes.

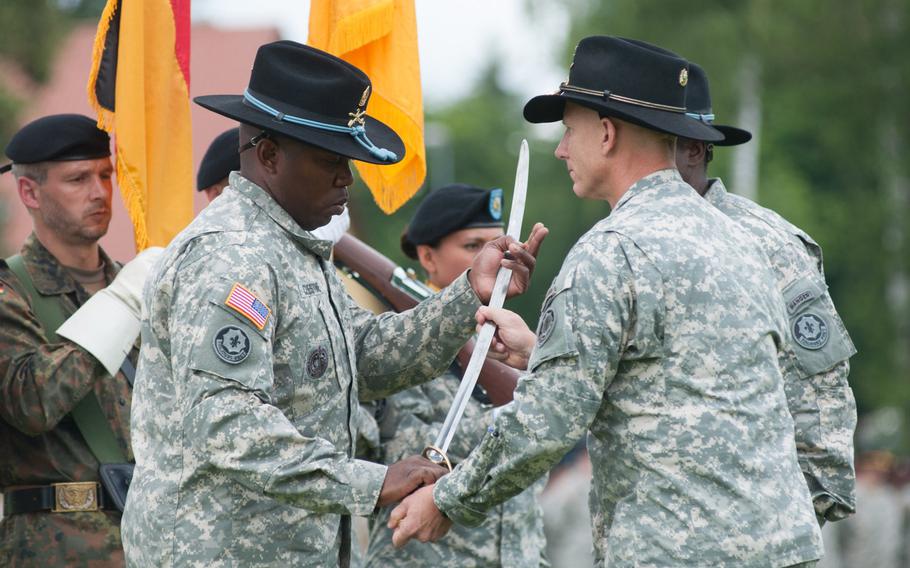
[390,36,824,568]
[120,41,546,567]
[364,183,549,567]
[0,114,162,566]
[675,62,858,526]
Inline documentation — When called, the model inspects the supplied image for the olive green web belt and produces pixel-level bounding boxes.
[6,254,128,464]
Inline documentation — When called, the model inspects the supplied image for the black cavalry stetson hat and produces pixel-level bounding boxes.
[1,114,110,174]
[683,63,752,146]
[195,41,404,165]
[524,36,724,142]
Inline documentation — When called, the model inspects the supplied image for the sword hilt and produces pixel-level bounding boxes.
[422,445,453,472]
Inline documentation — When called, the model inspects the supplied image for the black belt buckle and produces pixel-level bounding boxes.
[98,463,134,512]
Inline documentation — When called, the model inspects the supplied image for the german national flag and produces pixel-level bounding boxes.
[87,0,193,250]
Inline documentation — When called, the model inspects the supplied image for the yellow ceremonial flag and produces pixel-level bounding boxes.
[87,0,194,250]
[309,0,426,214]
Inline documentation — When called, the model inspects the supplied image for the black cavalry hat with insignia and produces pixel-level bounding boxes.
[197,128,240,190]
[1,114,110,174]
[682,62,752,146]
[195,40,404,165]
[524,36,724,142]
[401,184,505,260]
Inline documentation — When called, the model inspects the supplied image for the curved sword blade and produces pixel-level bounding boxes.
[432,139,530,454]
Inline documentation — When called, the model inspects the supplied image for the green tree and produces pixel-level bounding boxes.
[554,0,910,442]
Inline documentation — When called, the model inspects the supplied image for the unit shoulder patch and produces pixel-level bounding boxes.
[213,325,252,364]
[537,308,556,346]
[793,312,829,350]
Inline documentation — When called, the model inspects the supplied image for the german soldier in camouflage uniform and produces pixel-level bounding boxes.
[0,114,162,566]
[674,62,857,524]
[120,41,545,567]
[390,36,824,567]
[364,184,548,567]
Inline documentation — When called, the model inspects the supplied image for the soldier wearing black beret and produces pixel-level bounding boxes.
[0,113,162,566]
[400,183,504,289]
[197,127,240,203]
[364,183,549,566]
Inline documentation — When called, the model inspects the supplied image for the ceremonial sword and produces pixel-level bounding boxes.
[423,139,530,471]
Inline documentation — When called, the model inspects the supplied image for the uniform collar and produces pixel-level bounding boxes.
[612,168,685,211]
[19,232,117,297]
[229,172,333,260]
[702,177,728,207]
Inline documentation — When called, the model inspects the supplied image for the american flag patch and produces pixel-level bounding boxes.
[224,283,271,330]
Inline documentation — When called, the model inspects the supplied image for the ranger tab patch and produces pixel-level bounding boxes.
[225,283,271,330]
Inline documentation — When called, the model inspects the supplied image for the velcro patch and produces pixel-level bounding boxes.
[300,282,321,296]
[224,283,271,330]
[213,325,252,364]
[793,312,829,350]
[786,288,816,315]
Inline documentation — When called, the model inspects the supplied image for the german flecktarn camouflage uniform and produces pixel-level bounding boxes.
[0,234,132,567]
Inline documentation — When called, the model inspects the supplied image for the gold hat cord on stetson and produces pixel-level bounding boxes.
[559,82,686,113]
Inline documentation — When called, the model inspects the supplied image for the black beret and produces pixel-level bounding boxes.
[1,114,110,174]
[197,128,240,191]
[402,183,504,259]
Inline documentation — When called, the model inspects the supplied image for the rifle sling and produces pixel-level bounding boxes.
[6,254,128,464]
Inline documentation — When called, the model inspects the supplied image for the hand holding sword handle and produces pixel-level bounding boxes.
[421,445,453,472]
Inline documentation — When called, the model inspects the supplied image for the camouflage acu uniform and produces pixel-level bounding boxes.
[121,173,481,567]
[705,178,857,522]
[0,234,132,567]
[434,170,824,567]
[365,366,549,567]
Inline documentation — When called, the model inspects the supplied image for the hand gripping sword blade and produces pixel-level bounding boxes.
[423,139,530,471]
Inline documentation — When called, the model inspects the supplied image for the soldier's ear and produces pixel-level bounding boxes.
[600,116,618,157]
[682,139,706,167]
[416,244,437,276]
[16,176,41,211]
[256,136,281,175]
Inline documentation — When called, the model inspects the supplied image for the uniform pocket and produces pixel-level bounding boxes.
[528,282,578,372]
[189,301,273,393]
[782,275,856,376]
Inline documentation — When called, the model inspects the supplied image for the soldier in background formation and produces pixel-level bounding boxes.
[120,41,546,567]
[0,114,161,566]
[364,183,549,567]
[197,127,240,203]
[389,36,825,567]
[673,61,857,525]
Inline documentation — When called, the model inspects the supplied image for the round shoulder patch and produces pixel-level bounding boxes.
[792,312,829,350]
[213,325,252,364]
[537,308,556,346]
[307,345,329,378]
